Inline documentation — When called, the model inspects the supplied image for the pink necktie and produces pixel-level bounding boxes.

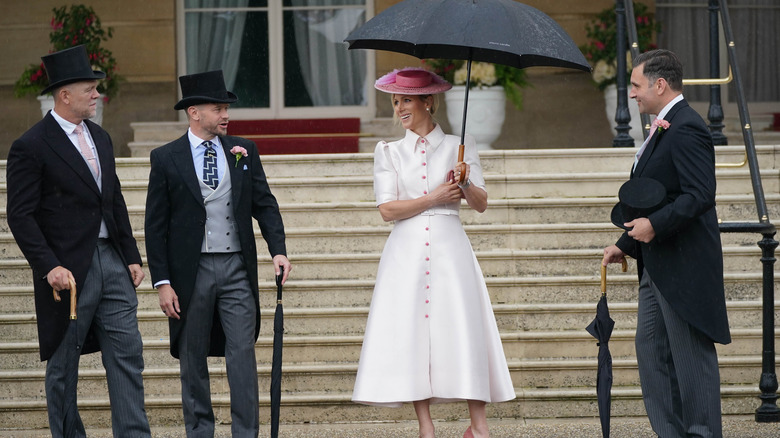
[73,124,99,178]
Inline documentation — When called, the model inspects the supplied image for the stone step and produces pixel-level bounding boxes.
[0,326,774,371]
[5,145,777,184]
[0,271,772,314]
[0,221,770,260]
[1,193,777,235]
[0,382,766,429]
[1,299,775,342]
[0,246,771,286]
[1,355,771,403]
[2,167,776,207]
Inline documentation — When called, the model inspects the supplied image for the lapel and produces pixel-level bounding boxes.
[219,136,244,205]
[170,135,205,206]
[41,114,101,196]
[632,100,686,177]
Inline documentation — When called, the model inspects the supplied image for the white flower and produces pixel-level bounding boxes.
[592,59,617,85]
[454,62,497,88]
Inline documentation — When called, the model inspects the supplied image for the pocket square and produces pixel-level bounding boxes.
[243,164,248,170]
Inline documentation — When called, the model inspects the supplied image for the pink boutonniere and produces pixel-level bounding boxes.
[230,146,248,167]
[654,118,670,133]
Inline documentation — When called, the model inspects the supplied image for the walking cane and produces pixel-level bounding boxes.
[52,278,77,320]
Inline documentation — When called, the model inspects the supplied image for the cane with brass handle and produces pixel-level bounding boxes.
[601,258,628,296]
[52,278,77,320]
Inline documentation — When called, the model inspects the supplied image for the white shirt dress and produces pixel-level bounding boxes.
[352,124,516,407]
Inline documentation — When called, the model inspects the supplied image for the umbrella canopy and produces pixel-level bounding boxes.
[586,261,627,438]
[345,0,590,177]
[270,267,285,438]
[345,0,591,72]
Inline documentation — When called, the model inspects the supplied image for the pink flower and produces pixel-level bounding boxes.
[230,146,248,167]
[654,118,670,133]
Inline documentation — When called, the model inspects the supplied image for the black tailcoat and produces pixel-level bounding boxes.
[6,113,142,360]
[144,134,286,358]
[616,99,731,344]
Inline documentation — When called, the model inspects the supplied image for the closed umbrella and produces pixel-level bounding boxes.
[270,267,284,438]
[586,259,627,438]
[345,0,590,180]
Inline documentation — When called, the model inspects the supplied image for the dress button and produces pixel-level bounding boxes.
[422,175,426,179]
[422,162,427,166]
[421,139,425,144]
[423,191,428,194]
[425,271,429,275]
[425,314,429,318]
[425,242,429,246]
[425,257,429,261]
[426,285,430,289]
[421,150,426,154]
[425,300,429,304]
[425,227,429,231]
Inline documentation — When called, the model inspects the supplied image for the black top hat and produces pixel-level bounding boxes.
[40,45,106,95]
[610,177,667,231]
[174,70,238,110]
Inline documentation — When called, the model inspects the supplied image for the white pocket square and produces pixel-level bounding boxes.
[243,164,248,170]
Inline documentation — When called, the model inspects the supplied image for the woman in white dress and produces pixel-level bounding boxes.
[352,67,515,438]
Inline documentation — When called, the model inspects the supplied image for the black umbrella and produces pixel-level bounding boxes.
[270,267,284,438]
[345,0,591,180]
[586,260,627,438]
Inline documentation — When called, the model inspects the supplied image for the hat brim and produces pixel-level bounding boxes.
[174,92,238,110]
[40,70,107,95]
[610,202,632,231]
[375,82,452,95]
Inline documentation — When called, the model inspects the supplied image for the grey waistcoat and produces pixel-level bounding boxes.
[199,165,241,253]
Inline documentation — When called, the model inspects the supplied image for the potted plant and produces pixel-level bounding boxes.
[423,59,530,149]
[14,4,122,124]
[580,2,661,143]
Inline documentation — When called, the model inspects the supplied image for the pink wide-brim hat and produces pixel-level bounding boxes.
[374,67,452,95]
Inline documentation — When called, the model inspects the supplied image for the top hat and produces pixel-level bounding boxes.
[40,45,106,95]
[375,67,452,95]
[610,177,667,230]
[174,70,238,110]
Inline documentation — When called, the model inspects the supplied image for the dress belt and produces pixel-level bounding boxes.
[420,208,459,216]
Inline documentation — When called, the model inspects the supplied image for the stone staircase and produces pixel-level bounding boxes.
[0,144,779,433]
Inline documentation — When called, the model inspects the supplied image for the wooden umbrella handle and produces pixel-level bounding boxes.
[600,259,628,294]
[52,278,77,320]
[456,144,467,183]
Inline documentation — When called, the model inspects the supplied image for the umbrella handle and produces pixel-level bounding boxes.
[600,259,628,294]
[456,145,466,183]
[52,278,77,320]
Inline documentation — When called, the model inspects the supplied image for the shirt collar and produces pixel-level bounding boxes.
[188,128,221,152]
[50,109,83,135]
[656,94,684,121]
[403,124,445,149]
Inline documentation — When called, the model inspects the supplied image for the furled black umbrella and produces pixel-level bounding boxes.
[586,260,627,438]
[270,267,284,438]
[345,0,591,180]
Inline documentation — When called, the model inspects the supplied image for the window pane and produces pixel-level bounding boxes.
[185,10,269,108]
[283,7,367,107]
[185,0,267,8]
[283,0,365,7]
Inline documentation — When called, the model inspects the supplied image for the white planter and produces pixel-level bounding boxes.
[603,84,643,146]
[444,85,506,150]
[37,94,104,126]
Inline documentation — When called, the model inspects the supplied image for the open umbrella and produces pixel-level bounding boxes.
[270,267,284,438]
[345,0,591,180]
[586,259,627,438]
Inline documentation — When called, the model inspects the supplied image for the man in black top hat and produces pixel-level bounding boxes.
[6,45,151,437]
[602,49,729,437]
[144,70,291,437]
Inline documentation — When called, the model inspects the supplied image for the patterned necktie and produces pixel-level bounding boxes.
[202,141,219,190]
[73,124,99,179]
